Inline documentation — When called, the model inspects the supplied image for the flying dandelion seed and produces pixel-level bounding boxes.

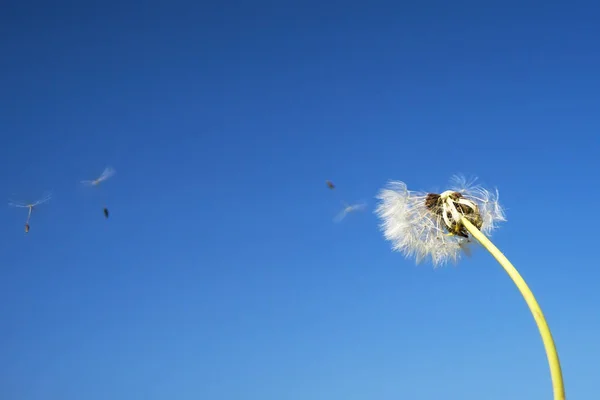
[81,166,115,218]
[333,201,367,223]
[375,175,565,400]
[81,166,115,187]
[9,192,52,233]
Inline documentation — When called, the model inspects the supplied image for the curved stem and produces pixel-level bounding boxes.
[461,217,565,400]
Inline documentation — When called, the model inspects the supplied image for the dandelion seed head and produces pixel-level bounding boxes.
[375,176,506,267]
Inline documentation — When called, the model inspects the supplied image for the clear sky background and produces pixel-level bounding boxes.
[1,1,599,399]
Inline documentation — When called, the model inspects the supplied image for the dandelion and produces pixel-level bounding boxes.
[333,201,367,223]
[376,175,505,266]
[81,166,115,219]
[9,192,52,233]
[375,175,565,400]
[81,166,115,187]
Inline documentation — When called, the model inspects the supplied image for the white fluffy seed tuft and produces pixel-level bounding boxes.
[375,176,505,267]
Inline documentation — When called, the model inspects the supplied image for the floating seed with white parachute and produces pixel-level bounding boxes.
[9,192,52,233]
[324,179,367,223]
[333,201,367,223]
[81,166,115,219]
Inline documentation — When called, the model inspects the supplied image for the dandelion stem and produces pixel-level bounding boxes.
[461,217,565,400]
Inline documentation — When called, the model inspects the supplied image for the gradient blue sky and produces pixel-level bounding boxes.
[1,1,599,399]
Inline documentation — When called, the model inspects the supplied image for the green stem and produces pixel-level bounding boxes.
[461,217,565,400]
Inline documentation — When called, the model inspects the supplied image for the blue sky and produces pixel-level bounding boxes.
[1,1,599,399]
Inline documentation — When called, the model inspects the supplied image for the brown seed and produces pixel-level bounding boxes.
[425,193,441,210]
